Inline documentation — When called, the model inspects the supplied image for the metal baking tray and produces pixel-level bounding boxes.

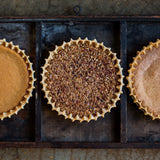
[0,16,160,148]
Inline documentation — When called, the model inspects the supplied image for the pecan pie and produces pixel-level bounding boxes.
[41,38,123,122]
[0,39,35,120]
[127,39,160,119]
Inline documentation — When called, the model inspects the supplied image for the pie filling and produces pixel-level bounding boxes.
[133,46,160,115]
[0,45,29,113]
[45,41,119,118]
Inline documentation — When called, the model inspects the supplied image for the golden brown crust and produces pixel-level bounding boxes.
[41,37,123,122]
[0,39,35,120]
[127,39,160,120]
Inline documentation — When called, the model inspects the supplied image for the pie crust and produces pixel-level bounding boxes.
[0,39,35,120]
[41,38,123,122]
[127,39,160,119]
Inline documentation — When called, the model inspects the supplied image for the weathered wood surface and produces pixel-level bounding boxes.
[0,0,159,16]
[1,148,160,160]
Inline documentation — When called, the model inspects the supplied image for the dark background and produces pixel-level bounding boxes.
[0,0,160,159]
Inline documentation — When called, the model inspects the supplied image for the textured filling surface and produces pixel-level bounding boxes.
[45,41,118,118]
[0,45,29,113]
[133,45,160,115]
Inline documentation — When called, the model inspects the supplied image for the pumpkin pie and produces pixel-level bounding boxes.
[0,39,35,120]
[41,38,123,122]
[127,39,160,119]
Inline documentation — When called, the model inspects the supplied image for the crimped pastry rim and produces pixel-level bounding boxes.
[0,39,35,120]
[41,37,123,122]
[127,39,160,120]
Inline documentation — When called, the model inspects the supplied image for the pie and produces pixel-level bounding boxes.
[41,38,123,122]
[0,39,35,120]
[127,39,160,119]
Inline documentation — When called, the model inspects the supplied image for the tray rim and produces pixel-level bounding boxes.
[0,15,160,21]
[1,142,160,149]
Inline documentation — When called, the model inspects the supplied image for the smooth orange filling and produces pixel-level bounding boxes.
[0,45,28,113]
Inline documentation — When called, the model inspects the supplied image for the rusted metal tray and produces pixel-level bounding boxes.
[0,16,160,148]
